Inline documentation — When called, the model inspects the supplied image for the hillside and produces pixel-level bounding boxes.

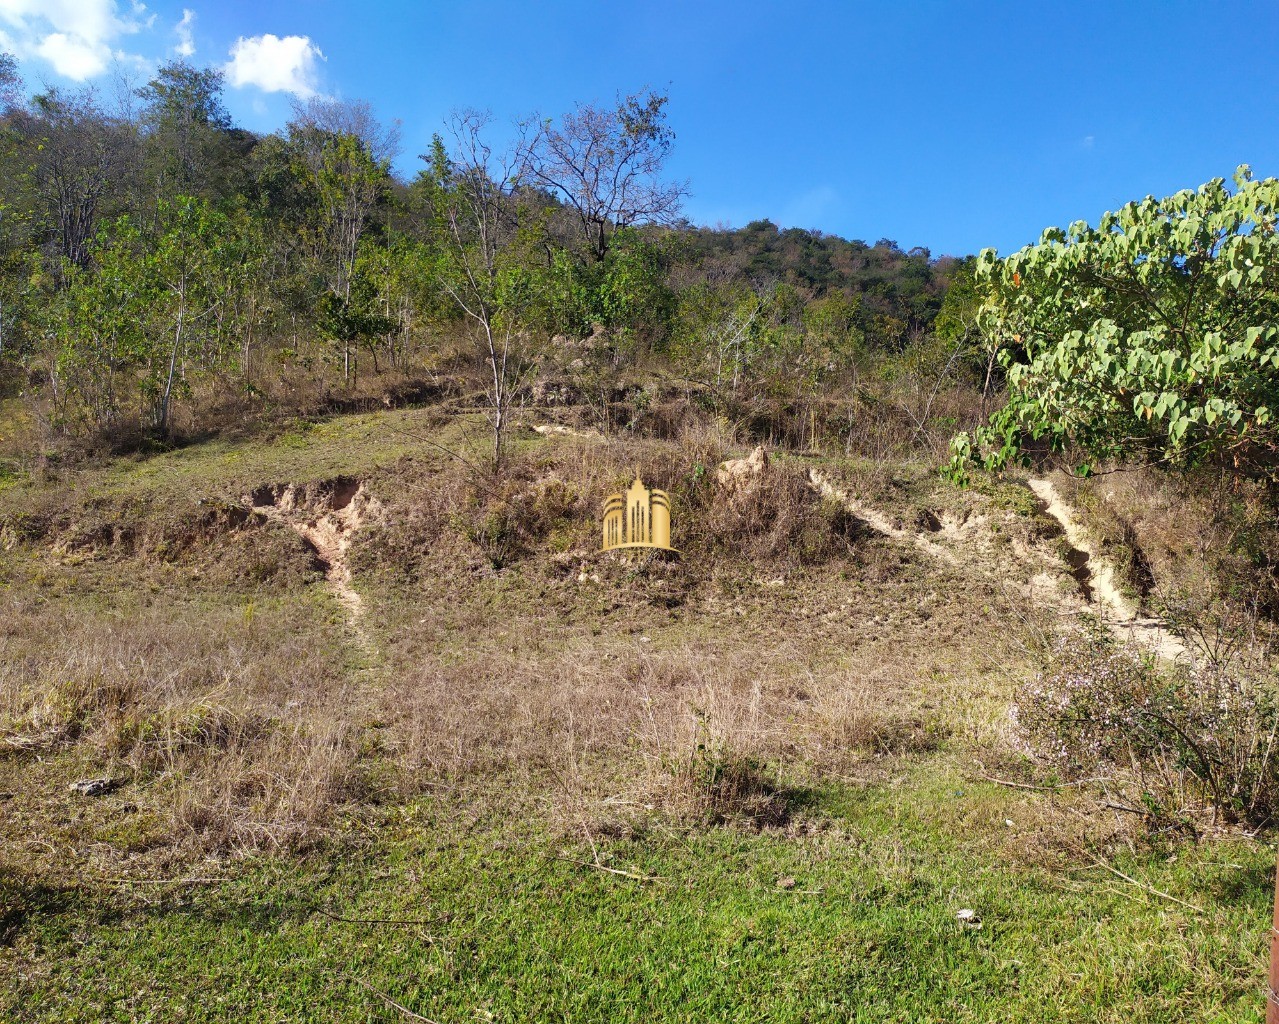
[0,402,1270,1023]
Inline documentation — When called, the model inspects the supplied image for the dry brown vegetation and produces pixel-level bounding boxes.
[1069,467,1279,634]
[0,411,1043,872]
[3,405,1275,883]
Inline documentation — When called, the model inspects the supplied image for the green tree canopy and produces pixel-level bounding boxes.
[949,166,1279,481]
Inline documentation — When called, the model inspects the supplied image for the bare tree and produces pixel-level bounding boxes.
[519,89,688,262]
[435,110,528,466]
[289,97,402,165]
[21,87,137,272]
[0,52,21,113]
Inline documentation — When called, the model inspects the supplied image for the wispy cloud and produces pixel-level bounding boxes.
[1081,134,1095,150]
[174,8,194,57]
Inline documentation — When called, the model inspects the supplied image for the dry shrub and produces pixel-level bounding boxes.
[350,458,472,577]
[170,720,361,849]
[357,427,734,575]
[697,463,862,565]
[526,428,865,569]
[459,475,585,568]
[1075,467,1279,623]
[1014,635,1279,832]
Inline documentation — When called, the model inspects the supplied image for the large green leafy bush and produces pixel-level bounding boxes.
[950,166,1279,480]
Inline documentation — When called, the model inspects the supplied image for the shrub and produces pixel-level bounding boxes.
[695,461,862,565]
[949,166,1279,482]
[460,474,586,569]
[1014,637,1279,830]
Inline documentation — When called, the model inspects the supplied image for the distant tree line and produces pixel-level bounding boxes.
[0,56,968,456]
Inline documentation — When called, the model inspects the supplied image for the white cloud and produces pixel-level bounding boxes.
[224,33,323,98]
[174,8,194,57]
[34,31,108,79]
[0,0,148,80]
[1081,135,1095,150]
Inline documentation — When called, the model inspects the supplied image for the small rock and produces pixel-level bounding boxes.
[776,876,797,890]
[956,908,982,929]
[69,778,114,797]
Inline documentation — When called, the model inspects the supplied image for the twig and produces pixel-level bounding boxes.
[312,906,442,931]
[341,971,441,1023]
[974,774,1056,792]
[388,427,480,471]
[973,774,1112,792]
[1083,854,1206,915]
[1100,800,1151,817]
[556,855,665,883]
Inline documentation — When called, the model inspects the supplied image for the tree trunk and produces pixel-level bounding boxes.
[159,297,185,438]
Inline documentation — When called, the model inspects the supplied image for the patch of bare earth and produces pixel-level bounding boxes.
[1026,477,1186,661]
[807,465,1186,662]
[244,478,383,632]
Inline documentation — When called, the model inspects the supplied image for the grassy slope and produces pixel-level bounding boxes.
[4,786,1267,1023]
[0,409,1272,1023]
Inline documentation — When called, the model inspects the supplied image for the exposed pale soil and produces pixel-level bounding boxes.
[1026,477,1187,662]
[807,466,1186,662]
[244,478,382,631]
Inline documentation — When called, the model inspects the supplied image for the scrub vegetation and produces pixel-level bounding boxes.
[1,54,1278,1024]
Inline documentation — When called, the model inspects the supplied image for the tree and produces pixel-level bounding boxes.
[948,167,1279,482]
[147,196,256,435]
[22,88,137,272]
[286,122,393,383]
[48,197,254,437]
[596,228,673,357]
[519,89,688,263]
[289,96,401,165]
[0,52,21,112]
[430,112,531,465]
[354,233,450,372]
[47,219,154,432]
[137,60,246,200]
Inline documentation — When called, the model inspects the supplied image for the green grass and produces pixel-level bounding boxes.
[2,770,1269,1023]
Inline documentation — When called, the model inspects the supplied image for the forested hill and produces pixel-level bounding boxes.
[671,220,955,345]
[0,57,969,458]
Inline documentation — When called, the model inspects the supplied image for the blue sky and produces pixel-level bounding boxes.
[6,1,1278,257]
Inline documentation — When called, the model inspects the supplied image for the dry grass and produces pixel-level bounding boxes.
[0,569,365,858]
[0,411,1061,872]
[1071,467,1279,627]
[380,638,944,829]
